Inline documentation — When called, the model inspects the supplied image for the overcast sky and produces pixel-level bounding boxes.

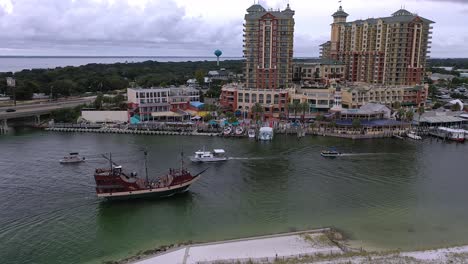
[0,0,467,57]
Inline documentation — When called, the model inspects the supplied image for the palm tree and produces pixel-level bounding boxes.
[397,108,406,121]
[405,110,414,122]
[252,103,264,121]
[288,100,301,121]
[299,102,309,121]
[352,118,361,129]
[417,105,425,126]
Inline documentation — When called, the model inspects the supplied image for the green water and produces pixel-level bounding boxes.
[1,130,467,264]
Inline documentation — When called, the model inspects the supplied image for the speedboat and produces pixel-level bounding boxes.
[248,129,256,138]
[223,126,232,136]
[190,148,228,163]
[60,152,85,164]
[320,150,342,158]
[407,131,422,140]
[258,127,273,141]
[235,127,244,136]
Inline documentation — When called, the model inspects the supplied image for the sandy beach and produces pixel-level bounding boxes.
[124,229,468,264]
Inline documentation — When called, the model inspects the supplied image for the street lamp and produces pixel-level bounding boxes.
[6,77,16,106]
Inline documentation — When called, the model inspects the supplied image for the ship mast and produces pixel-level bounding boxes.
[109,153,112,173]
[180,151,184,172]
[144,150,149,185]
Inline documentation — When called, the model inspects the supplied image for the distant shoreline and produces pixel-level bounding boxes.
[0,55,245,59]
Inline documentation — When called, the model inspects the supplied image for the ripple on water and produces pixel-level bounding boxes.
[1,133,468,264]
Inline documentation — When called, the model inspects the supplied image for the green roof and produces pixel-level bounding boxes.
[332,6,349,18]
[345,8,434,25]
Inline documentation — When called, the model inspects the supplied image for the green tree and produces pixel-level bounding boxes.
[405,110,414,122]
[50,79,77,97]
[315,114,324,122]
[288,100,300,120]
[195,70,206,86]
[15,83,34,100]
[93,94,104,110]
[252,103,264,121]
[299,102,309,121]
[352,118,361,129]
[204,113,213,122]
[397,108,406,121]
[417,105,425,123]
[451,103,461,111]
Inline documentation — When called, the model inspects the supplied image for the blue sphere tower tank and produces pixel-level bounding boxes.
[214,49,222,66]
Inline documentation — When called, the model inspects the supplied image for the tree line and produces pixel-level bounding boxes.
[0,60,244,100]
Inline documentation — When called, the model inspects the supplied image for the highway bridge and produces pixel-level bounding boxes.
[0,97,95,133]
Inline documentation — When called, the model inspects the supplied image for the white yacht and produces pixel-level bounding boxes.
[258,127,274,141]
[190,148,228,163]
[60,152,85,164]
[248,129,256,138]
[235,126,244,136]
[407,131,422,140]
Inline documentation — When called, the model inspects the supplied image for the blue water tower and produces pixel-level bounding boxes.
[214,49,222,66]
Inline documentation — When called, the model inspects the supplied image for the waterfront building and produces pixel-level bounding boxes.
[339,103,392,120]
[340,83,428,109]
[243,3,295,89]
[219,3,295,120]
[127,86,200,121]
[289,86,335,113]
[220,83,290,119]
[322,6,434,86]
[293,60,345,84]
[414,110,468,129]
[319,41,331,59]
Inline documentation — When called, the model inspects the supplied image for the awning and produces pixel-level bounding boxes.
[151,111,183,117]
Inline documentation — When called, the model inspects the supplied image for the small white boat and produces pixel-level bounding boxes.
[248,129,256,138]
[258,127,273,141]
[320,150,342,158]
[407,131,422,140]
[60,152,85,164]
[190,148,228,163]
[235,126,244,136]
[223,126,232,136]
[437,127,465,142]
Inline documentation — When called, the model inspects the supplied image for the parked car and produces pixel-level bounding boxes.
[5,108,16,112]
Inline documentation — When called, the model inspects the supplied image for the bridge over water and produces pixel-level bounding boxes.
[0,97,95,134]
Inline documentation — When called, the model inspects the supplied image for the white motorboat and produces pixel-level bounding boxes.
[258,127,273,141]
[235,126,244,136]
[437,127,465,142]
[320,150,342,158]
[60,152,85,164]
[248,129,256,138]
[223,126,232,136]
[190,148,228,163]
[407,131,422,140]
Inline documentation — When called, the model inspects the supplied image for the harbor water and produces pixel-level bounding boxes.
[1,130,468,264]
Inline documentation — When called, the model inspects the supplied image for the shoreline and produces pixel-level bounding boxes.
[103,228,468,264]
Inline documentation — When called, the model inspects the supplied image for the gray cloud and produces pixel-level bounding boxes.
[0,0,467,57]
[0,0,243,55]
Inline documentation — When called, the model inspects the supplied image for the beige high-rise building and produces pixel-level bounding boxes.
[243,3,295,89]
[323,6,434,86]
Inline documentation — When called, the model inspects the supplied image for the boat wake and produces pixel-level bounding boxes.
[339,153,394,156]
[228,157,271,160]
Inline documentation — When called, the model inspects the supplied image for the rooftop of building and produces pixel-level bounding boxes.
[345,83,426,92]
[336,7,434,25]
[332,6,349,18]
[335,119,408,127]
[294,58,345,66]
[245,3,294,20]
[340,103,391,115]
[128,86,199,92]
[414,110,467,123]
